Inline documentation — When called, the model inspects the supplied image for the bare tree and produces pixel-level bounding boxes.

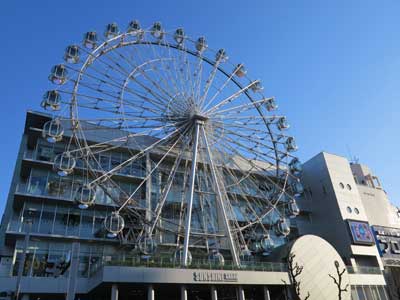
[328,260,349,300]
[283,253,310,300]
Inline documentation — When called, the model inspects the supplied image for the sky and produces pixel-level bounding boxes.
[0,0,399,213]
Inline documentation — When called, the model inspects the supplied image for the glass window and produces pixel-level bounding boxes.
[59,176,73,199]
[47,172,61,197]
[377,286,388,300]
[347,184,352,191]
[22,205,40,233]
[371,286,380,300]
[339,182,345,189]
[99,154,110,170]
[80,210,94,238]
[347,206,352,213]
[363,286,374,300]
[94,185,106,205]
[38,207,55,234]
[351,286,359,300]
[354,207,360,214]
[110,153,121,170]
[53,206,68,235]
[78,252,90,278]
[29,169,48,196]
[36,142,54,162]
[31,248,48,277]
[356,286,366,300]
[89,153,100,170]
[66,209,81,236]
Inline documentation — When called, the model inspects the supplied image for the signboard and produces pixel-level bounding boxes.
[347,220,375,245]
[193,271,238,282]
[372,225,400,267]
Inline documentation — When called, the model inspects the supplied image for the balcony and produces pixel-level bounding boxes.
[346,265,382,275]
[94,256,288,274]
[23,148,146,180]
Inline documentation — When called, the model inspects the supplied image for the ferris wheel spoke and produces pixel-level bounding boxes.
[149,134,191,234]
[192,56,204,102]
[70,65,169,112]
[79,43,172,108]
[198,61,221,109]
[220,129,292,160]
[88,123,186,185]
[110,44,178,102]
[67,123,178,158]
[202,64,241,112]
[178,45,197,100]
[204,80,260,115]
[219,131,278,160]
[121,57,180,107]
[77,56,170,111]
[222,170,266,228]
[67,76,166,114]
[120,39,180,97]
[117,126,188,213]
[201,126,243,266]
[214,138,286,194]
[145,40,187,99]
[209,97,274,116]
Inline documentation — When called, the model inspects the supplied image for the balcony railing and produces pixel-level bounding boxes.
[23,149,146,179]
[346,265,382,275]
[90,255,288,276]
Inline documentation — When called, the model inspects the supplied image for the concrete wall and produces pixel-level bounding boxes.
[299,153,383,268]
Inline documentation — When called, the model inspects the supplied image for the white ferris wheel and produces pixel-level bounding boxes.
[40,20,303,267]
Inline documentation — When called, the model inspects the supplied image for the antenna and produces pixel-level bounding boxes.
[346,144,359,164]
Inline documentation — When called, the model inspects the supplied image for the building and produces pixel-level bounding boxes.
[351,163,400,300]
[0,111,296,300]
[298,152,393,300]
[0,112,397,300]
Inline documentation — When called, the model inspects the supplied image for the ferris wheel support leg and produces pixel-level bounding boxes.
[202,127,240,267]
[145,152,152,234]
[182,121,201,266]
[237,286,246,300]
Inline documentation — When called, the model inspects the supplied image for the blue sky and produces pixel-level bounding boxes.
[0,0,399,212]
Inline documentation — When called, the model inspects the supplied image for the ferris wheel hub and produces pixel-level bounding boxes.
[191,113,208,123]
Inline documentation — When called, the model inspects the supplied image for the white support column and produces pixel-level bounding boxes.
[182,121,201,266]
[145,152,152,233]
[66,242,80,300]
[111,284,119,300]
[263,286,271,300]
[237,286,245,300]
[147,284,155,300]
[181,285,188,300]
[211,285,218,300]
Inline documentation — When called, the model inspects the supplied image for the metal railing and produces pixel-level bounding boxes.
[346,265,382,275]
[89,255,288,276]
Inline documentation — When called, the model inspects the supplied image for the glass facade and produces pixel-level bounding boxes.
[351,285,390,300]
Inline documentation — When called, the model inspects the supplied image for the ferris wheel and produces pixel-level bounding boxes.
[40,20,303,267]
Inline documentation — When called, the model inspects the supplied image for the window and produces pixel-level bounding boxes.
[356,286,366,300]
[28,169,48,196]
[347,206,352,213]
[351,286,359,300]
[347,184,352,191]
[339,182,345,189]
[354,207,360,214]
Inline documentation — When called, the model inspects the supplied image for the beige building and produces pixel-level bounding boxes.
[298,152,390,300]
